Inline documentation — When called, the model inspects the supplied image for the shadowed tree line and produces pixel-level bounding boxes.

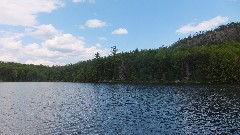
[1,22,240,83]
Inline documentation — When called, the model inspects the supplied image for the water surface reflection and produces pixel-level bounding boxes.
[0,83,239,134]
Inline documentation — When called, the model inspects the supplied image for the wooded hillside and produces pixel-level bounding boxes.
[1,22,240,83]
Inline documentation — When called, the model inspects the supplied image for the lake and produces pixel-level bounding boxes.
[0,82,239,134]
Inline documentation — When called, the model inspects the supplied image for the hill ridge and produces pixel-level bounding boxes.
[172,22,240,47]
[1,22,240,83]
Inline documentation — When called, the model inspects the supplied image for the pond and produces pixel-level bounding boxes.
[0,82,239,134]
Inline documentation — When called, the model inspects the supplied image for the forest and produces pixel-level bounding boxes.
[1,22,240,83]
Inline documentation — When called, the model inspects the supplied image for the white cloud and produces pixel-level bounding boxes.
[42,34,85,53]
[0,0,64,26]
[176,16,229,34]
[112,28,128,35]
[85,19,108,28]
[73,0,96,4]
[0,24,109,66]
[95,43,102,48]
[28,24,61,40]
[0,33,23,50]
[25,59,64,66]
[24,32,109,64]
[0,54,18,62]
[24,43,61,59]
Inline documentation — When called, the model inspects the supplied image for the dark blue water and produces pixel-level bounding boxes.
[0,83,239,134]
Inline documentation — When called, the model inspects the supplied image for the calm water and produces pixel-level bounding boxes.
[0,83,239,135]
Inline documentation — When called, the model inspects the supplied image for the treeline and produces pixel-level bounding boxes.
[1,22,240,83]
[70,41,240,83]
[0,62,62,81]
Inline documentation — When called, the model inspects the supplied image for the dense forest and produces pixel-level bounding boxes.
[1,22,240,83]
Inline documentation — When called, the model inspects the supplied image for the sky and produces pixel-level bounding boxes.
[0,0,239,66]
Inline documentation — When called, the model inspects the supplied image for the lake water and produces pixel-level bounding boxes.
[0,82,239,135]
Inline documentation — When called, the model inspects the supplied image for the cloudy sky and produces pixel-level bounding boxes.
[0,0,239,66]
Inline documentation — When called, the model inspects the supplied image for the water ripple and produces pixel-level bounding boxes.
[0,83,239,134]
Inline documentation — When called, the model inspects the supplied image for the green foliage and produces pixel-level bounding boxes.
[1,22,240,83]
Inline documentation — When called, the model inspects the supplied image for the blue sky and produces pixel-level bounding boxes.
[0,0,239,65]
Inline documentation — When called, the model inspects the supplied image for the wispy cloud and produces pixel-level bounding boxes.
[112,28,128,35]
[98,37,107,40]
[79,25,86,30]
[85,19,108,28]
[176,16,229,34]
[72,0,96,4]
